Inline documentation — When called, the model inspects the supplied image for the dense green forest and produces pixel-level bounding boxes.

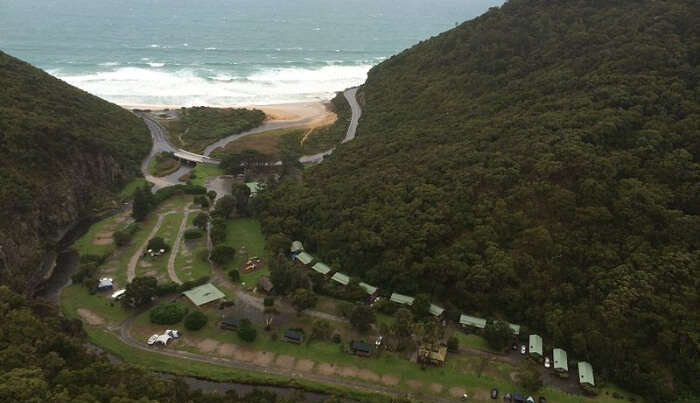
[255,0,700,400]
[0,51,150,289]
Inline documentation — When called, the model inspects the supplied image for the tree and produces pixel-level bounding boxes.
[311,319,332,341]
[132,185,153,221]
[193,212,209,231]
[232,184,251,216]
[484,320,513,351]
[237,318,257,342]
[212,195,236,218]
[228,269,240,282]
[518,361,543,392]
[393,308,414,337]
[184,310,208,331]
[194,195,209,208]
[291,288,317,313]
[183,228,203,240]
[147,237,169,253]
[207,190,217,201]
[266,233,291,255]
[211,245,235,264]
[210,219,227,245]
[122,276,157,308]
[411,293,430,319]
[350,304,376,332]
[150,304,187,324]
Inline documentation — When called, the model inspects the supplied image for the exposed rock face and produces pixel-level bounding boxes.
[0,51,150,291]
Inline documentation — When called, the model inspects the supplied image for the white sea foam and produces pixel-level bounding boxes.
[99,62,120,66]
[148,62,165,68]
[52,64,371,107]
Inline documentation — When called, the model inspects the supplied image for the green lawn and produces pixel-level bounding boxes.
[453,332,498,353]
[221,218,270,285]
[119,177,149,199]
[136,212,183,281]
[61,284,130,324]
[174,213,211,282]
[72,213,126,258]
[189,164,224,187]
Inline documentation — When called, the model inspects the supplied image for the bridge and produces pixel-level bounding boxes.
[172,150,220,165]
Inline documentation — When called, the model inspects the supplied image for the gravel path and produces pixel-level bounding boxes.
[126,210,176,282]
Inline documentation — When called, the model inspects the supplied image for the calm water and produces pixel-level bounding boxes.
[0,0,503,106]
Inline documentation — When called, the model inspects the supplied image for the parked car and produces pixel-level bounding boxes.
[520,344,527,354]
[462,393,469,400]
[491,388,498,399]
[512,343,518,351]
[503,392,512,401]
[375,335,383,347]
[526,396,535,403]
[539,397,547,403]
[147,335,158,345]
[544,357,551,368]
[166,329,181,339]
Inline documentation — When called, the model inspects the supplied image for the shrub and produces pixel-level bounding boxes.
[237,318,257,342]
[211,245,235,264]
[447,336,460,352]
[184,228,203,240]
[184,310,208,331]
[155,281,180,296]
[263,297,274,307]
[178,276,210,293]
[228,270,240,282]
[147,237,169,253]
[150,304,187,324]
[332,333,341,344]
[114,223,139,247]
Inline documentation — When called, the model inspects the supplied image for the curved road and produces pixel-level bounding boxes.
[139,87,362,190]
[167,203,200,285]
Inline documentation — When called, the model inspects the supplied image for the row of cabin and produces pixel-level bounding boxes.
[389,292,445,318]
[529,334,595,388]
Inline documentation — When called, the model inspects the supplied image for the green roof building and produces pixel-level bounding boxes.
[311,262,331,275]
[459,314,486,329]
[290,241,304,253]
[578,361,595,387]
[331,272,350,285]
[358,282,378,296]
[390,293,414,306]
[508,323,521,335]
[553,348,568,372]
[295,251,314,265]
[429,304,445,317]
[529,334,543,357]
[245,182,262,197]
[183,283,225,307]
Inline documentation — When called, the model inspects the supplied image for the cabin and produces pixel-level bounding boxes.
[358,282,378,298]
[257,276,274,294]
[311,262,331,276]
[578,361,596,390]
[508,323,521,336]
[390,293,414,306]
[429,304,444,318]
[553,348,569,377]
[290,241,304,254]
[294,251,314,266]
[220,317,240,331]
[350,341,371,357]
[245,182,262,197]
[528,334,543,359]
[183,283,225,308]
[97,277,113,291]
[284,329,304,344]
[331,272,350,286]
[418,344,448,366]
[459,314,486,330]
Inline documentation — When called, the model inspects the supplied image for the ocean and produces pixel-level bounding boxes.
[0,0,503,107]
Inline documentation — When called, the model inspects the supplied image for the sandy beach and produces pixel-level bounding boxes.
[122,100,337,129]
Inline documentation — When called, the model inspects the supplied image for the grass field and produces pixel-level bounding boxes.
[148,152,181,177]
[218,127,306,159]
[72,213,127,258]
[135,212,183,282]
[454,332,498,353]
[61,284,129,324]
[189,164,224,187]
[174,213,211,282]
[221,218,270,285]
[119,177,149,199]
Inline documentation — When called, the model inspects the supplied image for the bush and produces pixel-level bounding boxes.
[150,304,187,324]
[147,237,169,253]
[184,310,208,330]
[447,336,459,352]
[237,318,257,342]
[228,270,240,282]
[155,281,180,296]
[178,276,210,293]
[263,297,274,307]
[114,223,139,247]
[332,333,341,344]
[184,228,203,240]
[211,245,235,264]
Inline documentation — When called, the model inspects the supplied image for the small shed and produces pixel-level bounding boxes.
[390,293,414,306]
[284,329,304,344]
[418,344,448,365]
[97,277,113,291]
[459,314,486,329]
[528,334,543,358]
[553,348,569,374]
[429,304,444,317]
[350,341,371,357]
[578,361,595,387]
[245,182,262,197]
[183,283,225,307]
[331,272,350,286]
[220,317,240,331]
[358,282,378,296]
[294,251,314,265]
[311,262,331,275]
[290,241,304,253]
[257,276,274,294]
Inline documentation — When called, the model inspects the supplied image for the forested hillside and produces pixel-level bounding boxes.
[255,0,700,400]
[0,52,150,290]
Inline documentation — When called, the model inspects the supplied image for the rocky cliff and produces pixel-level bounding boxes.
[0,51,150,291]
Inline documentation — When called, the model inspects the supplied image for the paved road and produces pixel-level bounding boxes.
[341,87,361,143]
[140,116,192,192]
